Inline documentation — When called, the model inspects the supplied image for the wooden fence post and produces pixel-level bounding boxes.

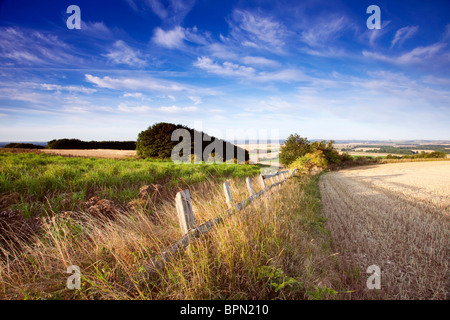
[246,177,255,196]
[223,181,235,209]
[175,190,197,235]
[259,174,266,189]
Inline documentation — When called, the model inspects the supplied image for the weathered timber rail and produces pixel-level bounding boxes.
[125,169,297,288]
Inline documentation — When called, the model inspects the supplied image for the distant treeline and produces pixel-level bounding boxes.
[342,145,450,154]
[47,139,136,150]
[4,143,45,149]
[385,152,447,159]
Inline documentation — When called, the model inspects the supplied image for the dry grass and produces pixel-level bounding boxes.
[0,173,341,300]
[319,161,450,299]
[40,149,137,159]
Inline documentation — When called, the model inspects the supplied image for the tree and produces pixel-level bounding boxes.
[279,134,311,166]
[136,122,250,162]
[289,149,328,174]
[136,122,181,158]
[310,140,341,165]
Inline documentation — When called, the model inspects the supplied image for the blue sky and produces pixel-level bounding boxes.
[0,0,449,141]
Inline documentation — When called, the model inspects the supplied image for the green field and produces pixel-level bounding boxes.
[0,152,262,218]
[0,151,342,300]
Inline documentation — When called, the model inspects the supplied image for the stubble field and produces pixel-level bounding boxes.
[319,161,449,299]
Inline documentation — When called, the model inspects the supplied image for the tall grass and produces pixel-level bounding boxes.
[0,172,342,300]
[0,152,261,217]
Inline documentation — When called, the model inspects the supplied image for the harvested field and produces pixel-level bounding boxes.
[41,149,137,159]
[319,161,450,299]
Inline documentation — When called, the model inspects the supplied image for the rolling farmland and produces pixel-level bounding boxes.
[319,162,450,299]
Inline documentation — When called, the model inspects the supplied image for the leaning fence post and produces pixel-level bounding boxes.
[175,190,197,235]
[246,177,255,196]
[259,174,266,189]
[223,181,235,209]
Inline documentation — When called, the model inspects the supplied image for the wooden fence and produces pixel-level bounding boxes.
[126,168,297,287]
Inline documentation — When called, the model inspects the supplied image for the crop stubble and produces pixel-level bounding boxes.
[319,162,449,299]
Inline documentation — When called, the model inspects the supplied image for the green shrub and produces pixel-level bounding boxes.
[289,150,328,174]
[279,134,311,167]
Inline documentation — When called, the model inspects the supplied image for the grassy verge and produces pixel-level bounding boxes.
[0,168,343,300]
[0,152,261,218]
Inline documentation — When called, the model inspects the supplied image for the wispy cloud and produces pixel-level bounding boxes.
[194,56,308,82]
[300,16,350,48]
[85,74,187,92]
[194,56,255,77]
[391,26,419,48]
[104,40,147,67]
[117,102,198,113]
[152,26,186,49]
[0,27,81,67]
[241,56,280,67]
[227,9,288,52]
[363,42,447,65]
[145,0,196,25]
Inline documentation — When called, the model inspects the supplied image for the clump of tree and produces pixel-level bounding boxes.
[136,122,250,163]
[47,139,136,150]
[289,149,328,174]
[4,143,44,149]
[280,134,342,168]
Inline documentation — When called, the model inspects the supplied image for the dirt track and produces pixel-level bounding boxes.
[319,162,450,299]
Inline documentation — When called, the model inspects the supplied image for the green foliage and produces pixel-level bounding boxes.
[279,134,311,166]
[4,143,44,149]
[136,122,250,162]
[47,139,135,150]
[385,151,446,159]
[280,134,340,167]
[310,140,341,165]
[256,265,302,294]
[289,150,328,173]
[343,144,450,155]
[306,286,338,300]
[136,122,180,158]
[0,152,261,217]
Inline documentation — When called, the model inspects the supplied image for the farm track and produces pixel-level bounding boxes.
[319,162,450,299]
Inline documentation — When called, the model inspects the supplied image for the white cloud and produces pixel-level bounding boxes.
[188,96,202,104]
[146,0,196,25]
[85,74,187,92]
[159,105,198,113]
[194,56,307,82]
[363,42,447,65]
[241,56,279,67]
[391,26,419,48]
[117,103,151,113]
[194,57,255,77]
[300,16,349,48]
[152,26,186,49]
[117,103,198,114]
[104,40,146,67]
[0,27,81,66]
[123,92,144,99]
[228,9,288,52]
[81,21,114,39]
